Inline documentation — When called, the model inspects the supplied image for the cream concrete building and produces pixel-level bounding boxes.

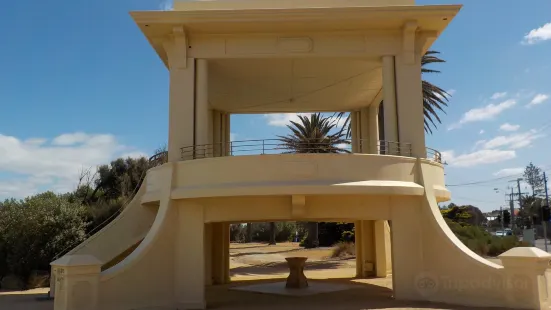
[50,1,551,310]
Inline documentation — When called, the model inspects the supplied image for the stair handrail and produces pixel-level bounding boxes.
[52,152,167,260]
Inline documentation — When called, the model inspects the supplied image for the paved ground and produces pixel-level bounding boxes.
[0,242,509,310]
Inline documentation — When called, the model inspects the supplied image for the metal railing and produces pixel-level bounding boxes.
[51,152,169,262]
[426,147,442,163]
[177,139,442,163]
[149,151,168,167]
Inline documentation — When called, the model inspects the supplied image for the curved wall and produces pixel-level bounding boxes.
[150,154,448,199]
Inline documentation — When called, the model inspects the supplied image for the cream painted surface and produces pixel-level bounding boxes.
[208,58,382,113]
[54,161,551,310]
[174,0,416,11]
[61,176,156,263]
[51,1,551,310]
[170,154,449,200]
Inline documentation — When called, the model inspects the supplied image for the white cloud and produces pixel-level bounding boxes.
[264,113,347,128]
[490,92,507,100]
[479,129,544,150]
[479,130,485,134]
[0,132,144,199]
[159,0,173,10]
[527,94,549,107]
[493,167,524,177]
[52,132,93,146]
[442,149,516,167]
[448,99,516,130]
[499,123,520,132]
[522,22,551,45]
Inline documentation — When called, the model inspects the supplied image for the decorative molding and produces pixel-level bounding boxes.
[163,26,188,69]
[402,21,418,65]
[277,37,313,53]
[416,30,438,54]
[291,195,307,218]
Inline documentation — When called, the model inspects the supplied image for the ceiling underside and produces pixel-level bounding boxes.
[208,58,382,113]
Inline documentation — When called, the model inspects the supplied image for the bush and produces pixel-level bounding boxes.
[445,219,529,257]
[0,192,88,285]
[331,242,355,258]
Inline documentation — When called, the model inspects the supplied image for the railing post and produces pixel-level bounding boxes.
[230,142,233,156]
[262,140,265,155]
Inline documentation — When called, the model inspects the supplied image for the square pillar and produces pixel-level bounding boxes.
[175,201,206,309]
[382,55,398,155]
[390,197,424,300]
[204,223,213,286]
[50,255,102,310]
[211,222,230,285]
[167,60,195,162]
[222,223,231,283]
[195,59,210,159]
[356,220,390,278]
[499,247,551,309]
[355,220,375,278]
[395,54,425,158]
[374,220,392,277]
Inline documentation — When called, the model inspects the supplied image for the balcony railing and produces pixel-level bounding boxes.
[174,139,442,163]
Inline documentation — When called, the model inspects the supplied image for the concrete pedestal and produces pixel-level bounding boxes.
[285,257,308,289]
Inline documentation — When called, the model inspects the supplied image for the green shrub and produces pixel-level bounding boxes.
[0,192,88,284]
[331,242,355,258]
[445,219,529,257]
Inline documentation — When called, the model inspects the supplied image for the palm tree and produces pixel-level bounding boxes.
[277,113,350,248]
[277,113,350,154]
[336,50,451,136]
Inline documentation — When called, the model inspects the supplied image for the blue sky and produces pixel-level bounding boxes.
[1,0,550,212]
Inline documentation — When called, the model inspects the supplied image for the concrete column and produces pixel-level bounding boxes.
[210,223,222,284]
[208,110,214,147]
[222,223,231,283]
[395,54,425,158]
[175,201,206,309]
[195,59,210,159]
[204,223,213,286]
[368,103,379,154]
[350,111,360,153]
[355,220,375,278]
[382,55,398,155]
[359,108,369,153]
[224,114,231,156]
[213,110,222,157]
[168,60,195,162]
[374,220,392,277]
[390,196,424,300]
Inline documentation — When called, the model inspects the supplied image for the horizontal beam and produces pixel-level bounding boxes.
[185,31,401,59]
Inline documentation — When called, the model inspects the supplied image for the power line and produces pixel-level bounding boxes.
[449,195,503,204]
[447,165,551,187]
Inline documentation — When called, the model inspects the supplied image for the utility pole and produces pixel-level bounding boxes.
[544,172,550,252]
[500,206,505,231]
[510,187,515,229]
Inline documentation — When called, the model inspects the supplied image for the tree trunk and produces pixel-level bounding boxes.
[269,222,276,245]
[306,222,319,248]
[246,223,253,243]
